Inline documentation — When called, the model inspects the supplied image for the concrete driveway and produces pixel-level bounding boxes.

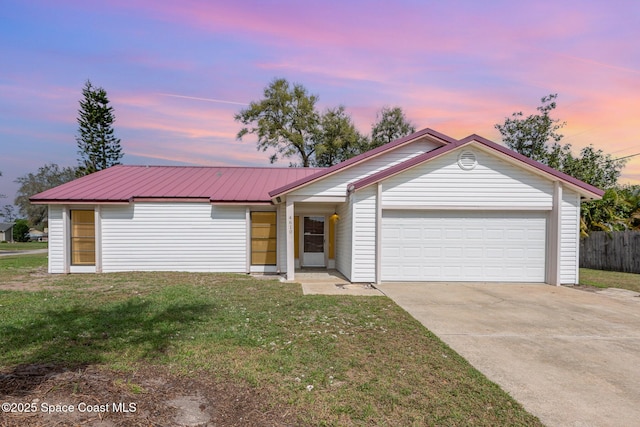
[375,282,640,427]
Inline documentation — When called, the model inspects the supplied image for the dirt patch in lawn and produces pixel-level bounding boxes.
[0,267,52,292]
[0,364,291,426]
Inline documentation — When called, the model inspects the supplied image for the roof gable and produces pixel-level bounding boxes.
[268,128,455,198]
[350,135,604,199]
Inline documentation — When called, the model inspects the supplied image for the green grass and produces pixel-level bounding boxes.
[0,253,48,282]
[0,256,541,426]
[0,241,48,251]
[580,268,640,292]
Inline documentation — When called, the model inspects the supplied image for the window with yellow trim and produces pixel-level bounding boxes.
[251,212,277,265]
[71,210,95,265]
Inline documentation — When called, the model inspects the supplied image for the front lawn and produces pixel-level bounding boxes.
[580,268,640,293]
[0,254,541,426]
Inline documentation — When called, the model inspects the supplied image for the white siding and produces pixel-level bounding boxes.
[277,204,287,273]
[289,139,440,197]
[561,190,581,284]
[47,205,65,273]
[101,203,246,272]
[335,198,352,281]
[352,187,377,282]
[382,148,554,208]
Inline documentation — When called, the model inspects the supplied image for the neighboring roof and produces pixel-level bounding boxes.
[0,222,14,232]
[268,128,456,198]
[349,134,604,199]
[30,165,323,204]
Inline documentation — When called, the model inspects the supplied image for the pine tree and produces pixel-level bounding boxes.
[76,80,123,176]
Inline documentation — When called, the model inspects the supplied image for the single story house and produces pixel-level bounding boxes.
[30,128,603,285]
[28,228,48,242]
[0,222,14,242]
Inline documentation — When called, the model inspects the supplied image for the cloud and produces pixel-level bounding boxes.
[156,93,248,106]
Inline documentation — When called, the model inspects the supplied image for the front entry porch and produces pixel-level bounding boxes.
[283,200,340,281]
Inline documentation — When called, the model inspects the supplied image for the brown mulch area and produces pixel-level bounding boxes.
[0,364,293,426]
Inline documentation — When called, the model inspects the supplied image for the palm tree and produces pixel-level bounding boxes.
[580,188,630,237]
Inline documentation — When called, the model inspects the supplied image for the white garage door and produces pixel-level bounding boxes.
[382,211,547,282]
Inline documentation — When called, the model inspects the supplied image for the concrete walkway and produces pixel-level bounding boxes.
[287,270,383,296]
[376,282,640,427]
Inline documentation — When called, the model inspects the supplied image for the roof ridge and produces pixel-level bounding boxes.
[29,165,324,203]
[115,165,325,170]
[350,134,604,198]
[268,127,453,197]
[458,134,604,197]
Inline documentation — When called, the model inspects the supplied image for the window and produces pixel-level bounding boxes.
[71,210,95,265]
[251,212,277,265]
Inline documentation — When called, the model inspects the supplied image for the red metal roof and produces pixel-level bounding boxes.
[349,134,605,198]
[30,129,604,205]
[30,165,323,203]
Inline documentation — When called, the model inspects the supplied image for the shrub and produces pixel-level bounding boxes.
[13,219,30,242]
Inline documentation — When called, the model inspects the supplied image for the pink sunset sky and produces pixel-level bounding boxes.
[1,0,639,204]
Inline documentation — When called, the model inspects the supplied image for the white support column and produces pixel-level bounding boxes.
[574,197,581,284]
[95,206,102,273]
[275,204,281,273]
[62,206,70,274]
[549,182,563,286]
[286,199,295,281]
[245,207,251,273]
[375,182,382,285]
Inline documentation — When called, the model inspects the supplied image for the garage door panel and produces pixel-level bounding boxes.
[506,229,526,239]
[486,248,504,258]
[484,266,503,276]
[464,266,483,276]
[423,229,442,239]
[403,246,422,258]
[442,266,461,277]
[445,228,463,239]
[382,211,547,282]
[529,248,545,258]
[486,229,505,239]
[465,228,484,239]
[464,247,484,258]
[403,228,422,240]
[423,266,441,276]
[506,248,525,259]
[383,247,400,258]
[424,246,441,257]
[444,247,464,257]
[383,228,400,239]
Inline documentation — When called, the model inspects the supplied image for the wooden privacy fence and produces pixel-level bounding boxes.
[580,231,640,274]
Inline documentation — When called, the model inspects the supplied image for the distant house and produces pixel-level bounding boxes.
[28,229,48,242]
[0,222,14,242]
[30,128,603,285]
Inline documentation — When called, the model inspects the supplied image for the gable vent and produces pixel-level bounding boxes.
[458,150,477,170]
